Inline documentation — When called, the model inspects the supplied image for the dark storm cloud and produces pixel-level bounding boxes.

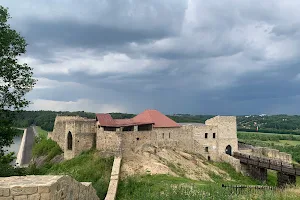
[3,0,300,114]
[24,19,171,49]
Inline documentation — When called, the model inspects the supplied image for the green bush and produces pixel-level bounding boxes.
[32,136,62,162]
[46,150,113,199]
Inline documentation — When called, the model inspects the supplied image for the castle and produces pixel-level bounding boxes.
[48,109,238,161]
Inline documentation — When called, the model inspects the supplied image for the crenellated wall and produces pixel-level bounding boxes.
[243,147,292,164]
[0,175,99,200]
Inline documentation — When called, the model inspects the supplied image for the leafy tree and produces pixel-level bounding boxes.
[0,6,36,165]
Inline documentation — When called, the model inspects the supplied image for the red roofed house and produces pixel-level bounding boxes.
[49,109,238,164]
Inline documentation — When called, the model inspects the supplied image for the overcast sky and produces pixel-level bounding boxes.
[2,0,300,115]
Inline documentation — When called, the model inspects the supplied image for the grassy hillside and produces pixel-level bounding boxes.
[28,149,113,200]
[29,127,113,200]
[117,167,299,200]
[28,127,300,199]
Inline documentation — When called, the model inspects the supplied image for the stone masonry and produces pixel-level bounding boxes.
[48,116,96,160]
[49,110,239,169]
[0,175,99,200]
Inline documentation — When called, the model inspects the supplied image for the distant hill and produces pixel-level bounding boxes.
[238,114,300,135]
[11,111,300,134]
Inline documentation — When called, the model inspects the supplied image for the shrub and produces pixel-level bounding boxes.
[46,150,113,199]
[32,136,62,162]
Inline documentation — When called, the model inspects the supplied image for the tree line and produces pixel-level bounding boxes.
[10,111,300,135]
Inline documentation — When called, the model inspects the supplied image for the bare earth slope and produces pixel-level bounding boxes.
[121,145,231,181]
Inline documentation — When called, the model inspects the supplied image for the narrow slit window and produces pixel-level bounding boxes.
[67,131,72,150]
[205,133,208,139]
[205,147,209,152]
[213,133,216,138]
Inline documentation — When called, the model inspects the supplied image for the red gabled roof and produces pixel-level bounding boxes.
[96,113,116,126]
[96,109,180,128]
[132,109,181,128]
[96,113,153,127]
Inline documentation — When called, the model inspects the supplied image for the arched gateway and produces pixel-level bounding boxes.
[225,145,232,156]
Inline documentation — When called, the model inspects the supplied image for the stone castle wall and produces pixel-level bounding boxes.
[220,153,241,172]
[206,116,238,155]
[95,116,237,162]
[188,125,218,160]
[48,116,96,160]
[0,175,99,200]
[51,115,238,163]
[245,147,292,164]
[97,128,122,155]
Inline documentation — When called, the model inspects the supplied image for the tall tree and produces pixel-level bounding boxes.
[0,6,36,161]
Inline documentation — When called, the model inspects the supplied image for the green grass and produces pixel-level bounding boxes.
[267,170,277,186]
[117,174,298,200]
[259,140,300,146]
[117,160,300,199]
[279,140,300,146]
[238,131,300,138]
[47,150,113,199]
[35,126,48,139]
[210,162,260,185]
[31,126,62,162]
[32,137,63,162]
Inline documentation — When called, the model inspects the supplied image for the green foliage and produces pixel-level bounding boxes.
[238,115,300,134]
[35,126,48,139]
[32,135,62,162]
[0,162,26,177]
[116,174,295,200]
[0,146,25,177]
[10,110,96,131]
[267,170,277,186]
[11,110,300,136]
[29,150,113,200]
[238,131,300,142]
[168,114,215,123]
[210,162,260,185]
[110,112,136,119]
[0,5,35,169]
[0,6,36,111]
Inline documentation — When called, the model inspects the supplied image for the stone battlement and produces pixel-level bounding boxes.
[251,147,292,164]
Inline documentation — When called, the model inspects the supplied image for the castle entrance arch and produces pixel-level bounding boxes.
[67,131,73,150]
[225,145,232,156]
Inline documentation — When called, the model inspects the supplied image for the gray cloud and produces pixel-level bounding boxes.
[3,0,300,115]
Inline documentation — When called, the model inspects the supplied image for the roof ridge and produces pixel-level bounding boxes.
[145,110,154,124]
